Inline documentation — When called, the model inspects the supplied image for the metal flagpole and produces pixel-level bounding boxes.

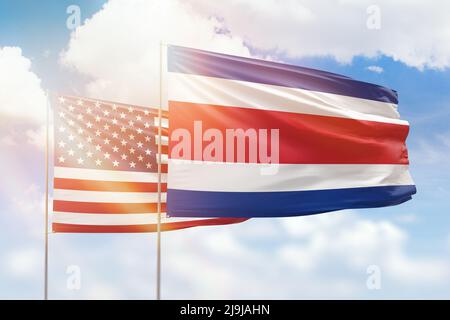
[44,91,50,300]
[156,41,164,300]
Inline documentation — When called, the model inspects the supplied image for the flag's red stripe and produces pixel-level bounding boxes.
[52,218,248,233]
[152,127,169,136]
[54,178,167,192]
[169,101,410,164]
[161,145,169,154]
[53,200,166,213]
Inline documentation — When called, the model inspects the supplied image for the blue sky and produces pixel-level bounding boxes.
[1,0,450,299]
[0,0,105,90]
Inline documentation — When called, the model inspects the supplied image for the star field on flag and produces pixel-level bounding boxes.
[52,95,247,233]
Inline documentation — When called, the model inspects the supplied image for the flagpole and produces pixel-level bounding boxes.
[156,41,164,300]
[44,91,50,300]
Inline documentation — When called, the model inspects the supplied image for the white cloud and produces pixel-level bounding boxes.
[9,184,46,237]
[5,211,444,299]
[0,134,16,146]
[0,47,53,298]
[26,125,48,149]
[367,65,384,73]
[85,284,123,300]
[278,213,449,285]
[46,234,156,300]
[60,0,251,106]
[394,214,417,224]
[60,0,450,107]
[0,47,47,123]
[160,212,450,299]
[3,247,41,279]
[42,49,51,59]
[191,0,450,70]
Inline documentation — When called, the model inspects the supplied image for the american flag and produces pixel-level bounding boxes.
[52,95,247,232]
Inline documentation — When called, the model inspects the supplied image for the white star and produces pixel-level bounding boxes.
[120,126,126,132]
[58,156,65,163]
[95,101,101,108]
[112,146,119,152]
[95,159,102,166]
[136,115,142,121]
[86,107,92,114]
[59,126,66,133]
[112,132,119,139]
[112,104,118,111]
[77,100,83,106]
[144,122,150,128]
[77,128,84,135]
[129,148,135,154]
[121,154,128,160]
[77,157,84,164]
[95,144,102,151]
[103,138,110,145]
[144,109,149,116]
[120,139,127,146]
[120,112,126,119]
[103,124,110,131]
[68,105,75,112]
[138,155,144,162]
[128,120,134,127]
[137,128,143,134]
[58,97,66,104]
[103,110,110,117]
[128,106,134,113]
[68,134,75,141]
[112,118,118,125]
[145,149,152,155]
[113,160,119,167]
[58,141,66,148]
[86,151,93,158]
[129,161,136,168]
[95,130,101,137]
[68,120,75,126]
[104,152,111,159]
[77,142,84,149]
[68,149,75,156]
[145,136,151,142]
[146,162,152,169]
[137,142,143,148]
[95,115,101,122]
[59,112,65,118]
[87,136,93,143]
[129,134,135,140]
[86,122,93,128]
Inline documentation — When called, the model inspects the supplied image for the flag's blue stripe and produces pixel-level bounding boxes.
[168,45,398,104]
[167,185,416,218]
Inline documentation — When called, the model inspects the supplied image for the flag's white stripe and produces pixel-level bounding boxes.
[53,212,163,225]
[54,167,167,183]
[157,154,168,164]
[53,189,167,203]
[154,117,169,128]
[52,212,214,225]
[155,135,169,146]
[168,160,414,192]
[168,73,407,125]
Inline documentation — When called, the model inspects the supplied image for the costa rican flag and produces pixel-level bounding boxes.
[52,95,247,232]
[166,45,416,218]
